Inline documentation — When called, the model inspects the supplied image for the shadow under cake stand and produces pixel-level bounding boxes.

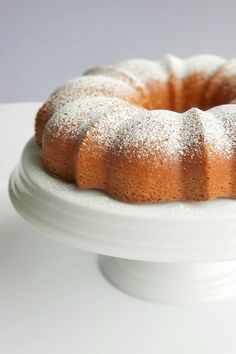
[9,138,236,304]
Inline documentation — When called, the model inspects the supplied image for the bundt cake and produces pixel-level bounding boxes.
[35,54,236,203]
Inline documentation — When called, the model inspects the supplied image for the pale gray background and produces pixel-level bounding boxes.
[1,0,236,102]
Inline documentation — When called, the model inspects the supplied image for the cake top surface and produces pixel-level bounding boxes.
[43,54,236,161]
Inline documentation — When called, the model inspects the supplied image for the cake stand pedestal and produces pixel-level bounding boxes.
[9,139,236,304]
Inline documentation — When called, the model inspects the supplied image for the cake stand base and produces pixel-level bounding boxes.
[99,256,236,304]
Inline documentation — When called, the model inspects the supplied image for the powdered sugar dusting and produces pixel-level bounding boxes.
[201,107,232,156]
[82,101,143,147]
[118,59,168,83]
[112,110,181,158]
[45,96,143,143]
[184,55,225,77]
[83,66,145,93]
[117,55,225,84]
[222,59,236,77]
[108,106,236,159]
[158,54,184,78]
[158,54,225,78]
[208,104,236,153]
[55,75,137,99]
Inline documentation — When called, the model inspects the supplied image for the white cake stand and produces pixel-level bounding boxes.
[9,138,236,304]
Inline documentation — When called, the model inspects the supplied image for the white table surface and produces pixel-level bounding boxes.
[1,102,236,354]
